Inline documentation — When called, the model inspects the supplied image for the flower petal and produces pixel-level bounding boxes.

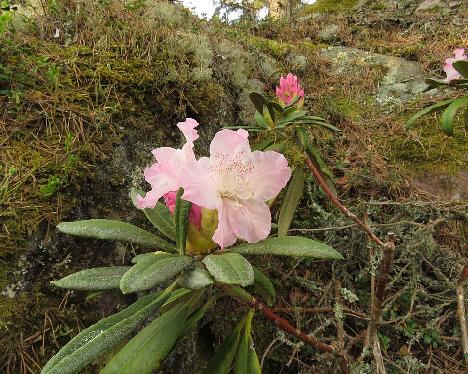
[180,157,221,210]
[209,129,251,165]
[212,201,237,248]
[225,198,271,243]
[248,151,292,201]
[177,118,199,144]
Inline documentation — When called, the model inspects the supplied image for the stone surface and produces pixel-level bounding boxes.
[320,46,428,110]
[415,0,447,14]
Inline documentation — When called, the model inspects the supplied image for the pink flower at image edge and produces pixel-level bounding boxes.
[276,73,305,106]
[444,48,467,82]
[181,129,291,248]
[135,118,199,209]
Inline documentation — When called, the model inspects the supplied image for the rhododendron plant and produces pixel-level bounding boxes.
[45,74,346,374]
[444,48,467,82]
[276,73,305,107]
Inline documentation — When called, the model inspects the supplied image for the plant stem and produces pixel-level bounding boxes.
[456,263,468,367]
[303,153,383,247]
[218,284,338,354]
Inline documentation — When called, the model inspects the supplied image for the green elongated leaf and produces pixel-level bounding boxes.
[57,219,176,252]
[254,111,270,129]
[423,78,448,92]
[203,253,254,287]
[52,266,131,291]
[178,268,213,290]
[228,236,343,260]
[120,252,193,294]
[174,188,191,255]
[295,127,309,148]
[405,99,454,129]
[284,95,302,109]
[263,104,275,127]
[278,167,305,237]
[160,288,192,313]
[130,188,176,241]
[300,120,341,132]
[247,337,262,374]
[464,106,468,127]
[205,316,246,374]
[41,289,172,374]
[249,92,268,114]
[101,303,187,374]
[179,297,215,338]
[252,139,273,151]
[264,142,285,153]
[277,110,306,127]
[252,267,276,306]
[306,145,337,197]
[453,60,468,79]
[234,310,254,374]
[440,95,468,135]
[268,100,284,114]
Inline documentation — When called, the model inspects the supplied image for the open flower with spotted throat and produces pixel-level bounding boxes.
[181,129,291,248]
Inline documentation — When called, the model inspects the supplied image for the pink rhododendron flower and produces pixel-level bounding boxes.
[181,129,291,248]
[276,73,305,107]
[163,191,202,230]
[136,118,199,209]
[444,48,467,82]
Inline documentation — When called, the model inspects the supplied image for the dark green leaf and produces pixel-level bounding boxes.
[453,60,468,79]
[203,253,254,287]
[251,139,273,151]
[264,142,285,152]
[247,337,262,374]
[57,219,175,252]
[101,303,187,374]
[249,92,267,114]
[178,268,213,290]
[268,100,284,114]
[41,290,172,374]
[295,127,309,148]
[277,110,307,127]
[130,188,176,241]
[306,145,337,197]
[252,267,276,306]
[299,120,341,132]
[278,167,305,237]
[440,96,468,135]
[205,316,246,374]
[52,266,131,291]
[234,310,254,374]
[120,252,193,294]
[160,288,192,313]
[174,188,191,255]
[423,78,448,92]
[254,111,270,129]
[229,236,343,260]
[405,99,454,129]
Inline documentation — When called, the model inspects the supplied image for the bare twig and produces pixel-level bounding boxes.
[456,263,468,367]
[271,306,367,319]
[304,153,383,247]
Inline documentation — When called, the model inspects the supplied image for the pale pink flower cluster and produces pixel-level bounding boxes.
[444,48,467,82]
[276,73,305,107]
[137,119,291,248]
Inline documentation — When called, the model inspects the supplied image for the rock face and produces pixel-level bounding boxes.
[320,46,427,109]
[415,0,447,14]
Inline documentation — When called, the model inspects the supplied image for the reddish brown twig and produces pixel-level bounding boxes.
[218,284,349,370]
[304,153,383,247]
[456,263,468,367]
[271,306,367,319]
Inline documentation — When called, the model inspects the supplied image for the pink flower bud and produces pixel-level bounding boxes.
[275,73,305,107]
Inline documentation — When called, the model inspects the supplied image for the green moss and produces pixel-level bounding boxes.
[389,120,467,175]
[305,0,358,14]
